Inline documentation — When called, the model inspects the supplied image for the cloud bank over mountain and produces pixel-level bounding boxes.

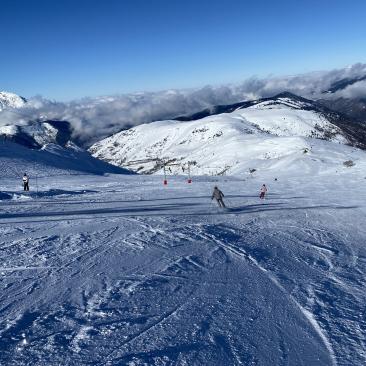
[1,63,366,146]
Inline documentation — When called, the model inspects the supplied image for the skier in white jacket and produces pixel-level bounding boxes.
[259,184,267,199]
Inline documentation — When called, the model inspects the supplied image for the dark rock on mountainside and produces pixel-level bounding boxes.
[323,75,366,94]
[318,98,366,124]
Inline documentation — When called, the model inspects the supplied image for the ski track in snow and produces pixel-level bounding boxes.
[0,174,365,365]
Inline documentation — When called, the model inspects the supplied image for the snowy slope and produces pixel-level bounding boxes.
[0,141,131,178]
[0,91,27,111]
[90,94,363,175]
[0,166,365,365]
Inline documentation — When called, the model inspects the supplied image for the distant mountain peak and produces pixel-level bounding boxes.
[246,92,316,111]
[175,92,316,122]
[272,92,312,103]
[273,91,301,99]
[0,91,27,111]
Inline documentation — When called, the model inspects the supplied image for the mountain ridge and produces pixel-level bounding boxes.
[89,92,366,176]
[175,92,366,150]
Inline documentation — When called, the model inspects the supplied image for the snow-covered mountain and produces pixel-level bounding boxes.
[0,91,27,111]
[0,92,74,149]
[176,92,366,144]
[0,98,132,176]
[89,93,366,175]
[0,121,133,176]
[0,92,76,149]
[0,120,77,149]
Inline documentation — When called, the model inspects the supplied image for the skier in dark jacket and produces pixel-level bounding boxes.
[211,186,226,208]
[23,173,29,191]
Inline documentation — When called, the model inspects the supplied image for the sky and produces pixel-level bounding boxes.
[1,0,366,101]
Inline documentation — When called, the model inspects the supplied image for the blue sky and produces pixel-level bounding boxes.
[1,0,366,101]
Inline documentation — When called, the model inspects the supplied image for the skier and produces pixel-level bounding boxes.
[259,184,267,199]
[23,173,29,191]
[211,186,226,208]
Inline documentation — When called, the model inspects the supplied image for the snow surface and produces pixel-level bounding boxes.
[0,162,365,365]
[89,97,350,175]
[0,141,130,178]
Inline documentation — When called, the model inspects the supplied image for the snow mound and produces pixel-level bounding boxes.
[11,194,33,201]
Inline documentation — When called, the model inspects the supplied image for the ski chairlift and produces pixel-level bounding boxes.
[205,165,231,176]
[163,160,195,185]
[121,157,194,185]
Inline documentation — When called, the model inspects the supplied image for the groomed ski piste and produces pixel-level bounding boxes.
[0,140,366,365]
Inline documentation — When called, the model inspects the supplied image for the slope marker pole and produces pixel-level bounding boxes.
[163,161,167,185]
[187,162,192,183]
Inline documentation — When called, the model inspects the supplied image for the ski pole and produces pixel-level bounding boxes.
[36,174,39,198]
